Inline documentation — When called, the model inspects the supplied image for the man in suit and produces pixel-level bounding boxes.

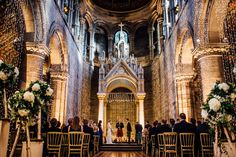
[83,119,94,153]
[174,113,196,133]
[135,122,143,144]
[47,118,61,132]
[126,118,132,143]
[62,118,73,132]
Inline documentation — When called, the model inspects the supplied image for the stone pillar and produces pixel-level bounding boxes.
[193,45,227,101]
[50,72,68,123]
[199,55,224,101]
[137,93,146,127]
[89,27,95,63]
[79,18,86,58]
[25,42,50,87]
[176,76,193,121]
[157,19,163,54]
[148,27,154,60]
[108,34,113,55]
[97,93,106,129]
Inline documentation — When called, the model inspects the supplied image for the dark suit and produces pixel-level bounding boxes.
[157,124,171,134]
[62,125,70,132]
[173,120,196,133]
[83,125,94,151]
[127,122,132,143]
[47,127,61,132]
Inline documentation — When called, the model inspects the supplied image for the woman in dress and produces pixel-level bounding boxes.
[107,120,113,144]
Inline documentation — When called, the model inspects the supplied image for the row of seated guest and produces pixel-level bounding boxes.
[144,113,210,156]
[46,116,103,153]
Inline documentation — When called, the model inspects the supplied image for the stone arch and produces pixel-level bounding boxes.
[20,0,46,42]
[46,26,69,123]
[196,0,230,44]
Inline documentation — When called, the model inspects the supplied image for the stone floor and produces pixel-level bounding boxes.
[93,151,148,157]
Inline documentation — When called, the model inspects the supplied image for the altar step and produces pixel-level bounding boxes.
[100,143,143,151]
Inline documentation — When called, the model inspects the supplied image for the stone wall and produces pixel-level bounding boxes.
[159,1,195,120]
[151,57,161,121]
[144,65,153,122]
[90,66,99,122]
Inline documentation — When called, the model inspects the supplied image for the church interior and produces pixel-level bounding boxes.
[0,0,236,156]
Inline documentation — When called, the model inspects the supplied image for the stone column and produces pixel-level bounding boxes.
[148,27,154,60]
[176,76,193,121]
[193,45,227,101]
[89,27,95,63]
[79,18,86,58]
[137,93,146,127]
[50,72,68,123]
[97,93,106,129]
[25,42,50,87]
[108,34,113,55]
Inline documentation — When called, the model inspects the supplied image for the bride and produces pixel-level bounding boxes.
[107,120,113,144]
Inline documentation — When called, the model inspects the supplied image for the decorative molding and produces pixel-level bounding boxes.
[97,93,106,100]
[192,43,230,62]
[25,42,50,57]
[137,93,146,100]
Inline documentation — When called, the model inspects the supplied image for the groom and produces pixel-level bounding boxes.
[126,118,132,143]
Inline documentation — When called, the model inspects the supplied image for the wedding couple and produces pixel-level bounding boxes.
[106,119,132,144]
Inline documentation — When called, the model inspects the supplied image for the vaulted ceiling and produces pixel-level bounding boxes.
[91,0,151,12]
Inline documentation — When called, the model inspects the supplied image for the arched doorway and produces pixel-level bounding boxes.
[106,87,136,141]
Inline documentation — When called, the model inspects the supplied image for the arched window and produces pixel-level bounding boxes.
[114,30,129,44]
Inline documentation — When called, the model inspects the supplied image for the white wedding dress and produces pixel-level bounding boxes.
[107,122,113,144]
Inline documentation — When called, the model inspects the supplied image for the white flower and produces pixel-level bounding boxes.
[225,114,232,122]
[212,83,217,89]
[23,91,35,102]
[0,59,3,65]
[18,109,30,117]
[230,93,236,100]
[218,83,230,92]
[0,71,8,80]
[45,87,53,96]
[32,83,40,91]
[14,67,19,77]
[233,67,236,74]
[209,98,221,112]
[201,110,208,119]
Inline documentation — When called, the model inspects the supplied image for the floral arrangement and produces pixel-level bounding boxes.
[0,59,19,89]
[9,81,53,124]
[201,81,236,129]
[201,81,236,155]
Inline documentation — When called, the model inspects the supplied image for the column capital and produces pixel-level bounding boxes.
[80,17,86,24]
[50,71,69,81]
[137,93,146,100]
[97,93,106,100]
[192,43,229,61]
[25,42,50,58]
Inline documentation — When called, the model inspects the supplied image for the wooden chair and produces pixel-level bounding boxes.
[61,133,68,156]
[93,135,100,155]
[158,134,165,157]
[151,135,156,157]
[163,132,177,157]
[68,132,84,157]
[200,133,213,157]
[47,132,62,157]
[180,133,195,157]
[83,133,91,157]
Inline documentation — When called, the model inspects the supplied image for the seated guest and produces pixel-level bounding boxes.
[83,119,94,152]
[169,118,175,132]
[174,113,196,133]
[93,126,100,135]
[157,119,171,134]
[70,116,82,132]
[190,118,197,132]
[62,118,73,132]
[47,118,61,132]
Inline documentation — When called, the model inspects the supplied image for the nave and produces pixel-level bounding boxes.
[93,151,147,157]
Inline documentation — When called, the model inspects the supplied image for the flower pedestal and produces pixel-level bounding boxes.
[21,139,44,157]
[0,118,10,157]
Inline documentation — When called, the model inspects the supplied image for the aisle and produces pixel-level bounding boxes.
[93,151,148,157]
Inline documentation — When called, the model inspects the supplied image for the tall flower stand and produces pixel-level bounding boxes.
[9,122,31,157]
[0,118,10,157]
